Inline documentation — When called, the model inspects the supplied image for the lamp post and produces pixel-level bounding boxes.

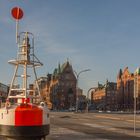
[134,68,139,134]
[74,69,91,112]
[86,87,96,113]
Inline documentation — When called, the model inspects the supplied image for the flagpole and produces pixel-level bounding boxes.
[16,19,19,44]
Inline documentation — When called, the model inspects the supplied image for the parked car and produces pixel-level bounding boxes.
[69,107,75,111]
[88,104,96,111]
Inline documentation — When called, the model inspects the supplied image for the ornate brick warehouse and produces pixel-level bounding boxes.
[46,60,77,110]
[91,81,117,111]
[35,76,53,109]
[117,67,134,110]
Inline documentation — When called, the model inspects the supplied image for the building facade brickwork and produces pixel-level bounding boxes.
[37,61,77,110]
[117,67,134,110]
[0,83,9,106]
[91,81,117,111]
[91,67,140,111]
[50,61,77,110]
[34,57,140,111]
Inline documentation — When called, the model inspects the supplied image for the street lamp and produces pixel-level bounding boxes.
[134,68,139,134]
[86,87,96,113]
[74,69,91,112]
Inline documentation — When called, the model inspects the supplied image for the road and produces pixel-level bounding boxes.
[0,112,140,140]
[46,112,140,140]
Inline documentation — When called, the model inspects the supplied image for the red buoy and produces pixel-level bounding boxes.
[15,104,43,126]
[11,7,23,20]
[0,8,50,140]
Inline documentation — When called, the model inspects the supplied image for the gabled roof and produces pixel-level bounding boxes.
[52,60,73,79]
[134,67,140,75]
[60,60,71,72]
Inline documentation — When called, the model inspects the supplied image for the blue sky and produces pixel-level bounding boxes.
[1,0,140,94]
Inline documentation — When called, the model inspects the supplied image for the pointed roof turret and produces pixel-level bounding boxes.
[58,62,61,74]
[61,59,71,72]
[117,69,122,79]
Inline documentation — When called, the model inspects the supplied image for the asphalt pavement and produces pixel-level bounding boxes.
[46,112,140,140]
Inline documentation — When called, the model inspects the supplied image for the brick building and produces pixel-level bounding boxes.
[37,61,77,110]
[35,76,52,109]
[117,67,134,110]
[90,67,140,111]
[0,83,9,106]
[91,84,105,110]
[91,81,117,111]
[134,67,140,110]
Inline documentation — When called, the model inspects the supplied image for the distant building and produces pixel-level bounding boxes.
[117,67,134,110]
[37,60,77,110]
[0,83,9,104]
[91,81,117,111]
[78,94,87,111]
[50,61,77,110]
[105,81,117,111]
[91,84,105,110]
[35,77,52,109]
[134,67,140,110]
